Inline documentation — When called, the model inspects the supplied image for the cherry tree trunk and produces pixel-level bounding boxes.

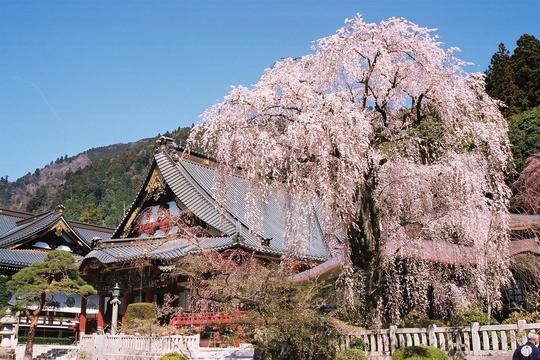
[348,165,382,310]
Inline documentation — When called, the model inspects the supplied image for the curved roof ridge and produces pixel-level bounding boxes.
[174,153,330,259]
[14,209,56,226]
[0,210,61,244]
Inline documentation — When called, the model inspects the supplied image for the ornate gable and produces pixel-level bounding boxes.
[0,207,91,255]
[114,164,219,239]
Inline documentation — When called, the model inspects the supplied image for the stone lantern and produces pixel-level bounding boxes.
[0,308,16,348]
[110,283,122,335]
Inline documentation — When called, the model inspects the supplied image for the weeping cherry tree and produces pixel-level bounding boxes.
[189,15,512,324]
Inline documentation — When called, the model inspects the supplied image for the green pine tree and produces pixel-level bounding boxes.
[485,35,540,115]
[8,251,95,360]
[512,34,540,111]
[485,43,524,115]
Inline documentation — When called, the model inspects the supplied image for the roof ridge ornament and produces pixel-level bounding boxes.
[156,136,178,153]
[55,204,65,213]
[91,237,103,249]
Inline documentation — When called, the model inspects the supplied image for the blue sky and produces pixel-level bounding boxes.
[1,0,539,179]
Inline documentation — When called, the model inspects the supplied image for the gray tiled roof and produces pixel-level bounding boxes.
[74,227,113,243]
[157,151,329,259]
[0,249,48,269]
[155,153,237,236]
[0,208,113,254]
[509,214,540,231]
[0,211,63,248]
[83,236,237,264]
[0,212,26,236]
[87,149,330,266]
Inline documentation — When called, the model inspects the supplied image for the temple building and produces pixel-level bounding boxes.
[78,137,332,334]
[0,206,113,338]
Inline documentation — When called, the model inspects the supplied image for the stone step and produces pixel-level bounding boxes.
[33,348,72,360]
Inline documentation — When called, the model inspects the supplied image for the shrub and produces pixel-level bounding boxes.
[402,311,446,328]
[349,337,366,350]
[452,308,498,326]
[503,311,540,324]
[124,302,157,329]
[336,348,368,360]
[159,352,188,360]
[240,281,339,359]
[392,345,449,360]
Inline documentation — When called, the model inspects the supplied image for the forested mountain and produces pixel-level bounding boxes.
[508,106,540,172]
[0,127,191,227]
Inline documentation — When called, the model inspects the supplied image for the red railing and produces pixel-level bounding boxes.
[169,311,245,326]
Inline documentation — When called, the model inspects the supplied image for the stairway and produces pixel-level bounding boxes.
[33,348,75,360]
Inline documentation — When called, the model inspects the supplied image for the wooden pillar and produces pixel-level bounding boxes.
[122,292,131,324]
[79,296,87,338]
[144,288,153,303]
[97,293,105,332]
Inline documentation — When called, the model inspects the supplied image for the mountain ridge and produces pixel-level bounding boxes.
[0,127,191,227]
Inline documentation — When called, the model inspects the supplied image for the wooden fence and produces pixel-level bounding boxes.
[340,320,540,358]
[78,334,200,359]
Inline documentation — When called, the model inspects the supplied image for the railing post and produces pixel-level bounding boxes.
[428,324,437,348]
[471,322,480,355]
[518,319,527,345]
[389,325,397,354]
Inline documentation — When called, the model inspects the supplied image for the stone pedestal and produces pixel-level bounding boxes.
[0,348,15,360]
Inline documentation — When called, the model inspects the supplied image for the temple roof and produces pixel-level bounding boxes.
[101,142,331,265]
[0,210,66,248]
[0,207,113,271]
[509,214,540,232]
[82,236,238,265]
[0,249,48,271]
[0,207,113,248]
[155,151,330,259]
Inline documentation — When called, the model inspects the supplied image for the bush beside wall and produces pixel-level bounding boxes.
[159,352,188,360]
[392,345,449,360]
[123,302,157,329]
[336,348,368,360]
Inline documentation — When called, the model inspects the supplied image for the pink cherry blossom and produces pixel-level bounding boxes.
[189,15,512,322]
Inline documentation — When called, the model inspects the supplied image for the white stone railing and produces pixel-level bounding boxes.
[19,315,78,328]
[340,320,540,358]
[78,334,200,359]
